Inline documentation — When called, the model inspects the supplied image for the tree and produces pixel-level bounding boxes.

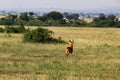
[66,13,79,20]
[28,12,34,16]
[47,11,63,20]
[63,12,69,17]
[37,16,48,21]
[107,14,116,21]
[72,14,79,20]
[98,13,106,20]
[19,12,29,21]
[28,12,35,21]
[93,17,99,22]
[0,14,18,25]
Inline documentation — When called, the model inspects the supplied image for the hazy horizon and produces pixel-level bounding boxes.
[0,0,120,10]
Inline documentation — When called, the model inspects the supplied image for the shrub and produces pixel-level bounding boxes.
[23,28,52,42]
[4,27,15,33]
[0,27,4,32]
[87,22,98,27]
[23,28,65,43]
[4,26,26,33]
[69,20,81,27]
[115,22,120,28]
[15,20,27,26]
[27,20,43,26]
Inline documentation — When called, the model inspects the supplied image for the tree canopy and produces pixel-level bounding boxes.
[47,11,63,20]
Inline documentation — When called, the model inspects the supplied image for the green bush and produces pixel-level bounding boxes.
[23,28,65,43]
[0,27,4,32]
[4,26,26,33]
[87,22,98,27]
[115,22,120,28]
[27,20,43,26]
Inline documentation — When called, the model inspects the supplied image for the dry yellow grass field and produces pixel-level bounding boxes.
[0,26,120,80]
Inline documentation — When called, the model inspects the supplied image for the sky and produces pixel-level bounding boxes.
[0,0,120,10]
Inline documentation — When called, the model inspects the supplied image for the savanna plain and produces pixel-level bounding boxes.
[0,26,120,80]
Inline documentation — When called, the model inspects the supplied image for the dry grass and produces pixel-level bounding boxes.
[0,26,120,80]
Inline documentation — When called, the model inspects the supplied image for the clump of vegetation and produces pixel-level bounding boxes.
[3,22,26,33]
[4,26,25,33]
[87,13,120,27]
[23,28,65,43]
[0,27,4,32]
[0,11,120,28]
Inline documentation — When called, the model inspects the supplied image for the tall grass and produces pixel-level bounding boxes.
[0,27,120,80]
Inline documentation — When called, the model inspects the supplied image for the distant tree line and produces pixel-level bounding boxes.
[87,13,120,27]
[0,11,120,27]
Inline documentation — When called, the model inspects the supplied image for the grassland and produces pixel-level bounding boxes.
[0,26,120,80]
